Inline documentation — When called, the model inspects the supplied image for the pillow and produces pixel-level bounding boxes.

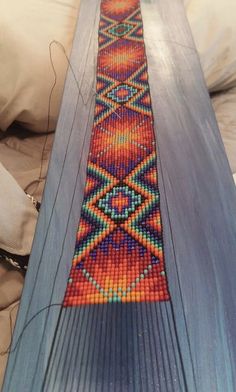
[0,0,80,132]
[0,126,55,201]
[211,87,236,175]
[185,0,236,92]
[0,162,38,256]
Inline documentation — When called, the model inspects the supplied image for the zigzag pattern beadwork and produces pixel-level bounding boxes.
[63,0,170,306]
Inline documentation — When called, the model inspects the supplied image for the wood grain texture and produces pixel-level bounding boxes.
[2,0,236,391]
[142,0,236,390]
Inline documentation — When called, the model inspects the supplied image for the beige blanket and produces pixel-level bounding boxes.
[212,87,236,176]
[0,129,54,390]
[0,261,24,389]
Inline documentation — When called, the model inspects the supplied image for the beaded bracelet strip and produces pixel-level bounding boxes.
[63,0,170,306]
[0,248,29,271]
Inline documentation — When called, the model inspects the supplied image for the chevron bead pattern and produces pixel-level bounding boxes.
[63,0,170,306]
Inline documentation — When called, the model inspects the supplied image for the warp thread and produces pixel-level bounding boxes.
[27,39,121,197]
[0,303,61,356]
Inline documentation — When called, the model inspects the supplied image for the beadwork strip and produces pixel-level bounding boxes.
[63,0,170,306]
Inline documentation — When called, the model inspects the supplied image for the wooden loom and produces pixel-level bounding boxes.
[2,0,236,391]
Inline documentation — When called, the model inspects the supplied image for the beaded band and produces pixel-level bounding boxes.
[63,0,170,306]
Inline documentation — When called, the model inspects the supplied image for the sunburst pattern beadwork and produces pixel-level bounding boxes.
[63,0,170,306]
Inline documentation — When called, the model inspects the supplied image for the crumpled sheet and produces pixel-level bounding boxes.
[211,87,236,179]
[0,261,24,390]
[185,0,236,92]
[0,127,54,390]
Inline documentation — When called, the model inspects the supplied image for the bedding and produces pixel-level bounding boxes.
[211,87,236,177]
[0,128,54,389]
[185,0,236,92]
[0,261,23,390]
[0,301,20,389]
[0,0,80,133]
[0,0,236,389]
[0,162,38,256]
[0,126,54,201]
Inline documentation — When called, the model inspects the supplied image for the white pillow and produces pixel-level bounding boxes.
[0,0,80,132]
[185,0,236,92]
[0,162,38,255]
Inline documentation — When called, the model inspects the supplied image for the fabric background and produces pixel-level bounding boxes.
[0,162,38,256]
[185,0,236,92]
[0,126,54,201]
[0,261,23,390]
[0,0,80,132]
[211,87,236,176]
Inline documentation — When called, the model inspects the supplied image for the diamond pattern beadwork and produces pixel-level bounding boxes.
[63,0,170,306]
[107,84,138,104]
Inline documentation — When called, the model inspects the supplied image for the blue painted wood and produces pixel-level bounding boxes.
[142,0,236,390]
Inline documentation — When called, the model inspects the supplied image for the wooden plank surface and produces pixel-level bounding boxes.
[2,0,236,391]
[142,1,236,390]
